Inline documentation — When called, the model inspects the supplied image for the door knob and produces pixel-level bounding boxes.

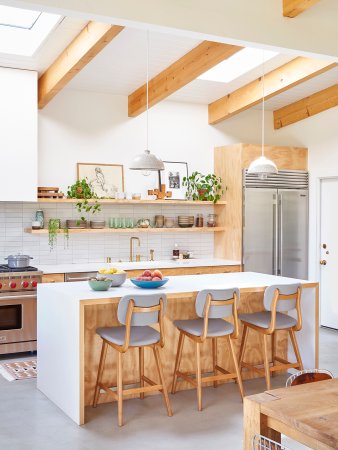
[320,260,327,265]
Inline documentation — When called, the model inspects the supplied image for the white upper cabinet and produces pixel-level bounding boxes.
[0,67,37,201]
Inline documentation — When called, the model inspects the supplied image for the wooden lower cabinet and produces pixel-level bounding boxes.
[41,265,240,283]
[42,273,65,283]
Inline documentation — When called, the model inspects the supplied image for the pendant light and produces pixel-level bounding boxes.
[129,30,164,175]
[247,50,278,180]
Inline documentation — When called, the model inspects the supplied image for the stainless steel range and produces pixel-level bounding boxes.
[0,265,42,354]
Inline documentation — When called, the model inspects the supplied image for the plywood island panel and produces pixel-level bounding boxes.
[37,273,318,426]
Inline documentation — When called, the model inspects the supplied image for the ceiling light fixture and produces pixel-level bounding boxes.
[129,30,164,176]
[247,51,278,180]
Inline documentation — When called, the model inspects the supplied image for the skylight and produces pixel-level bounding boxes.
[0,5,41,29]
[198,48,279,83]
[0,6,61,56]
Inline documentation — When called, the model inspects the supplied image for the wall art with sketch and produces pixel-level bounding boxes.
[77,163,124,198]
[160,161,189,200]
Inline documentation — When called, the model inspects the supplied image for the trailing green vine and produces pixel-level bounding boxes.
[48,219,61,251]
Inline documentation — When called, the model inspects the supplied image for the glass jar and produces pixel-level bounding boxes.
[196,214,204,227]
[207,214,217,227]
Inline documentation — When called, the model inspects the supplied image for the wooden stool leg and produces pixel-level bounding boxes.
[212,338,218,388]
[271,331,276,377]
[289,329,304,371]
[93,340,108,407]
[227,335,245,400]
[196,342,202,411]
[238,325,249,372]
[117,351,123,427]
[262,334,271,390]
[153,347,173,417]
[139,347,144,400]
[171,331,185,394]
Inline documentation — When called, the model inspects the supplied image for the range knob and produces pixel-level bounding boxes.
[10,282,17,289]
[22,281,29,288]
[0,283,2,289]
[31,280,38,288]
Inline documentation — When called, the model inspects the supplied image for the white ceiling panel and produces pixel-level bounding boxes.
[67,28,202,95]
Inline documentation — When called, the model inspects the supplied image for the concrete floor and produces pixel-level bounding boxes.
[0,327,337,450]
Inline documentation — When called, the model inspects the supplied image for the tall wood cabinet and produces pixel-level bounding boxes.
[213,143,308,262]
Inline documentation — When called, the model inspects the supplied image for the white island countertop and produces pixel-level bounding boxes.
[38,258,240,274]
[37,272,318,425]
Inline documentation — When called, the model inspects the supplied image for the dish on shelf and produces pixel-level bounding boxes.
[90,220,105,229]
[66,219,87,229]
[130,278,169,289]
[178,224,194,228]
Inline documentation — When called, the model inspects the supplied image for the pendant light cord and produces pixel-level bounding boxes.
[262,49,265,158]
[146,30,149,151]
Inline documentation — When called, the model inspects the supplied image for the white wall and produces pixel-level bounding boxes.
[38,88,266,194]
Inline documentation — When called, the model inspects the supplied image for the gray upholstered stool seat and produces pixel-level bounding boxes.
[174,318,234,337]
[97,325,160,347]
[239,311,297,330]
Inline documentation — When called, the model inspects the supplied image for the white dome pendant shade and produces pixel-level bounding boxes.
[247,50,278,180]
[129,149,164,171]
[129,31,164,174]
[248,155,278,180]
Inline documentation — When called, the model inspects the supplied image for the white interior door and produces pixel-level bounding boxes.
[320,178,338,329]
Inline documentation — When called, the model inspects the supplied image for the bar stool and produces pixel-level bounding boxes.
[92,293,173,426]
[171,288,244,411]
[238,283,303,390]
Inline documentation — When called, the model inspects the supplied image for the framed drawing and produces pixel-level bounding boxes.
[160,161,189,200]
[77,163,124,198]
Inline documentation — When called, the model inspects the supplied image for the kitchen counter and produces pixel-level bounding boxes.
[37,272,318,426]
[38,258,240,274]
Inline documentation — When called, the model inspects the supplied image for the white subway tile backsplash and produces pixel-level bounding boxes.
[0,202,215,266]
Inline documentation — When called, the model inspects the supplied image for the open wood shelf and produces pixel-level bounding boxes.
[25,226,226,234]
[36,198,227,206]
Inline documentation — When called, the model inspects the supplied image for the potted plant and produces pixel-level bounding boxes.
[67,179,101,225]
[183,171,223,203]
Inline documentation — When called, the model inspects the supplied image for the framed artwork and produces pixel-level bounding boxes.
[160,161,189,200]
[77,163,124,198]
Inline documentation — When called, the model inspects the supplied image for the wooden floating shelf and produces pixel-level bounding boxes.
[25,227,226,234]
[35,198,227,206]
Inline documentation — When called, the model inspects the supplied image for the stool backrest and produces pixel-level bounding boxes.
[195,288,240,340]
[118,294,167,326]
[117,294,167,350]
[286,368,333,387]
[263,283,302,332]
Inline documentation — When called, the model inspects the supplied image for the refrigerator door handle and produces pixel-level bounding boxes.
[278,193,283,276]
[272,197,278,275]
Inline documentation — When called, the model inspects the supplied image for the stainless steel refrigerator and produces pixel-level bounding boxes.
[242,170,309,279]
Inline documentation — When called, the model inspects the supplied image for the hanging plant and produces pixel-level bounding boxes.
[48,219,61,251]
[67,179,101,222]
[182,172,223,203]
[63,226,69,249]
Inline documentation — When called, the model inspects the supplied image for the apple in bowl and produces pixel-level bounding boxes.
[131,270,168,289]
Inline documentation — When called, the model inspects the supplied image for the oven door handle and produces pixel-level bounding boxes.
[66,277,92,282]
[0,294,36,301]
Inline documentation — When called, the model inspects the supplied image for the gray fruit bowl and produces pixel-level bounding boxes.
[96,272,127,287]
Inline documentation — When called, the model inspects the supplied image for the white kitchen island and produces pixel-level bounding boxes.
[37,272,318,425]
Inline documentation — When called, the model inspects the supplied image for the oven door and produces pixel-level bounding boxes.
[0,294,36,345]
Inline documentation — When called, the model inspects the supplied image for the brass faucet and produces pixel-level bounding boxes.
[130,237,141,262]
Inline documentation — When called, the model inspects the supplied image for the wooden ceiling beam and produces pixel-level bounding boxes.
[283,0,321,18]
[274,83,338,129]
[128,41,242,117]
[208,57,337,125]
[38,22,124,109]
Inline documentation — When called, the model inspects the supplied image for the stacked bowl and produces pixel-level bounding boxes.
[178,215,194,228]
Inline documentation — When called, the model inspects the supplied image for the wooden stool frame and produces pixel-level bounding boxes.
[92,297,173,426]
[239,287,303,390]
[171,291,244,411]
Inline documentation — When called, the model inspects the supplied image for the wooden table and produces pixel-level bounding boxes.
[244,379,338,450]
